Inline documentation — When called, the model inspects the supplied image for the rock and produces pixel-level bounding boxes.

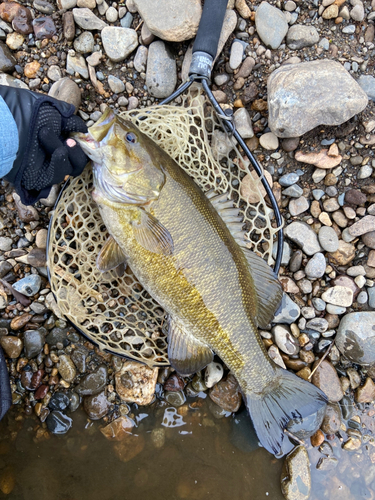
[0,42,16,72]
[5,32,24,50]
[318,226,339,252]
[233,107,254,139]
[350,3,365,21]
[289,196,309,216]
[286,25,319,50]
[322,4,338,18]
[146,40,176,98]
[0,237,12,252]
[306,318,328,333]
[0,73,28,88]
[49,78,81,111]
[66,53,88,79]
[113,433,145,462]
[295,149,342,169]
[58,354,76,382]
[115,361,158,405]
[259,132,279,150]
[86,50,102,66]
[321,286,353,307]
[75,365,107,395]
[363,231,375,249]
[13,275,42,297]
[151,428,165,448]
[26,248,47,267]
[70,345,88,372]
[108,75,124,93]
[335,312,375,365]
[215,9,237,60]
[164,373,185,392]
[120,11,132,28]
[209,374,242,412]
[311,359,343,402]
[47,65,61,82]
[287,405,326,440]
[141,21,154,45]
[24,61,40,79]
[101,26,138,62]
[268,345,286,369]
[273,293,300,324]
[268,60,368,138]
[345,188,367,206]
[23,329,44,358]
[133,45,147,73]
[72,8,107,30]
[229,40,244,70]
[63,11,75,41]
[235,56,255,79]
[358,75,375,101]
[272,325,299,355]
[255,2,288,50]
[58,0,77,8]
[0,336,23,358]
[355,378,375,403]
[77,0,96,7]
[305,253,326,279]
[10,313,32,330]
[134,0,201,42]
[32,16,56,39]
[100,415,134,441]
[33,0,55,15]
[284,221,322,256]
[105,6,118,23]
[320,402,342,434]
[83,391,109,419]
[348,215,375,237]
[329,240,356,266]
[74,31,94,53]
[281,445,311,500]
[46,411,72,434]
[35,229,48,249]
[165,390,186,407]
[49,392,70,411]
[240,170,272,204]
[204,362,224,388]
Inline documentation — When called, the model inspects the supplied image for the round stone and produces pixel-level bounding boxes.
[46,411,72,434]
[305,252,326,279]
[335,312,375,365]
[318,226,339,252]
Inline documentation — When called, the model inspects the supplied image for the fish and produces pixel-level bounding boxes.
[74,108,327,455]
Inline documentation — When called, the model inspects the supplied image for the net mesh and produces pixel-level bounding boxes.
[47,84,281,367]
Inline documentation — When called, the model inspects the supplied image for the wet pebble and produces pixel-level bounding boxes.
[46,410,72,434]
[75,365,107,395]
[209,374,242,412]
[83,391,110,420]
[320,402,342,434]
[58,354,76,383]
[23,329,44,358]
[311,360,343,402]
[281,445,311,500]
[204,362,224,388]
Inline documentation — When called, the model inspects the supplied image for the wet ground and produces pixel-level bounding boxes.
[1,396,375,500]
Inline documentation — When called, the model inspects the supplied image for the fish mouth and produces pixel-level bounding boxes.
[73,131,99,155]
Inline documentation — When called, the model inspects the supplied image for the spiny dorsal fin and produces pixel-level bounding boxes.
[206,189,248,247]
[241,248,283,328]
[132,208,174,256]
[97,236,127,272]
[168,317,213,375]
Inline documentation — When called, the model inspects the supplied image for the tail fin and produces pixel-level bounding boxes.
[245,368,327,456]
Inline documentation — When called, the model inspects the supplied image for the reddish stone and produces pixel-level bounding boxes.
[32,16,56,40]
[11,7,33,36]
[164,373,185,392]
[31,369,45,389]
[10,313,32,330]
[21,370,33,390]
[0,2,28,23]
[35,384,48,399]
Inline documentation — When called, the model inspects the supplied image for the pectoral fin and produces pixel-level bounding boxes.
[242,248,283,328]
[168,317,213,375]
[97,236,127,272]
[132,209,174,256]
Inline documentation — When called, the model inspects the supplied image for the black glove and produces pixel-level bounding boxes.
[0,85,89,205]
[0,346,11,422]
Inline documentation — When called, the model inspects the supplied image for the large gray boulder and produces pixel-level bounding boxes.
[268,59,368,138]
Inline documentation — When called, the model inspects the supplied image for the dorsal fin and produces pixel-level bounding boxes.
[206,189,248,247]
[241,248,283,328]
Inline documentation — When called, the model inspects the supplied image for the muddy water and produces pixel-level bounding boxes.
[0,397,374,500]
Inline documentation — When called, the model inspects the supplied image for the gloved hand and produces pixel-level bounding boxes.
[0,85,89,205]
[0,346,11,422]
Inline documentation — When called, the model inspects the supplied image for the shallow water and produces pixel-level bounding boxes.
[1,396,375,500]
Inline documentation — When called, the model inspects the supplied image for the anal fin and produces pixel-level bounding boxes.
[168,317,213,375]
[97,236,127,272]
[242,248,283,328]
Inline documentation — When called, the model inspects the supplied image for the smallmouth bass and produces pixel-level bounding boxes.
[75,109,327,455]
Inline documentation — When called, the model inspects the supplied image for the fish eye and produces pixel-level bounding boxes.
[126,132,137,144]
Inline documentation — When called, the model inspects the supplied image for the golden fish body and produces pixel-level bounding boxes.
[74,109,327,455]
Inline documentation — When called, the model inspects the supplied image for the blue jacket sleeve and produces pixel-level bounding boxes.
[0,95,19,178]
